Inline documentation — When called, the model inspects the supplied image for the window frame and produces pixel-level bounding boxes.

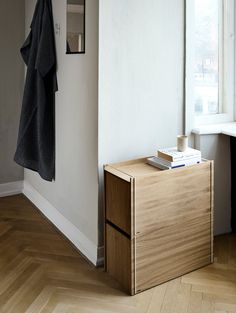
[185,0,235,135]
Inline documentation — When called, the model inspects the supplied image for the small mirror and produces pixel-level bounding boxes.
[66,0,85,54]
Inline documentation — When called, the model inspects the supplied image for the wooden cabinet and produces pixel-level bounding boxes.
[104,158,214,295]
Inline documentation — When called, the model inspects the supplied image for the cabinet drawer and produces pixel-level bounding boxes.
[105,172,131,235]
[135,213,211,292]
[135,161,211,234]
[105,223,134,294]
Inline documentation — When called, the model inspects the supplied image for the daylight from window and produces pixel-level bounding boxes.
[194,0,220,115]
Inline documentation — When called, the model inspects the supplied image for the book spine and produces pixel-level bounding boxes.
[171,161,201,168]
[158,151,201,162]
[157,151,173,161]
[162,157,201,167]
[147,157,201,170]
[171,164,185,169]
[171,154,201,161]
[147,160,170,170]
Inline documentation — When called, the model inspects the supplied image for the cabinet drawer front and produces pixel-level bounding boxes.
[105,172,131,235]
[106,223,134,294]
[135,162,212,234]
[135,214,211,293]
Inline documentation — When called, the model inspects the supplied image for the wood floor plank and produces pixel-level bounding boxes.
[147,282,168,313]
[201,296,215,313]
[174,282,192,313]
[160,278,181,313]
[0,195,235,313]
[25,286,56,313]
[187,291,202,313]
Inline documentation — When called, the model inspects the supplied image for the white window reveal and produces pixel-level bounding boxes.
[185,0,235,133]
[194,0,221,115]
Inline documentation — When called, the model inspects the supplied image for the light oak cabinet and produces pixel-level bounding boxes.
[104,158,214,295]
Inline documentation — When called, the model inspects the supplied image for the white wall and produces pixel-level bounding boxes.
[0,0,24,185]
[98,0,185,244]
[24,0,99,262]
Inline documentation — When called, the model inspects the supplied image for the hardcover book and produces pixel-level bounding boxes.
[157,147,201,162]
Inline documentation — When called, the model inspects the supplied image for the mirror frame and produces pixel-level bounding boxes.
[66,0,86,55]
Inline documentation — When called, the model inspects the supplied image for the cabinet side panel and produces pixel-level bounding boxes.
[130,178,136,294]
[106,224,132,294]
[135,162,212,292]
[105,172,131,235]
[210,161,214,263]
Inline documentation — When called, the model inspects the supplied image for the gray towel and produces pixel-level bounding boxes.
[14,0,58,181]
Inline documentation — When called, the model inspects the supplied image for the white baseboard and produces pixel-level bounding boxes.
[0,181,23,197]
[23,181,99,266]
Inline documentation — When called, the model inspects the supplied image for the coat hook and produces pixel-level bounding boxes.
[55,23,60,36]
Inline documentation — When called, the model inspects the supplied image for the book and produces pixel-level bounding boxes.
[147,157,172,170]
[157,147,201,162]
[157,156,201,168]
[147,156,201,170]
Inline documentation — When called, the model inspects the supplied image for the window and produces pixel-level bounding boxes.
[194,0,221,115]
[185,0,235,131]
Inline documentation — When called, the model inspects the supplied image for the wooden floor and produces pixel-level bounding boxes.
[0,195,235,313]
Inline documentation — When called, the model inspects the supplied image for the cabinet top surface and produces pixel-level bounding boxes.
[105,158,158,178]
[105,157,212,179]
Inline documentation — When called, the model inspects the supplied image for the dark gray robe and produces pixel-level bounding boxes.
[14,0,58,182]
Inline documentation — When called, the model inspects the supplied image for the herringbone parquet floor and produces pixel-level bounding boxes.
[0,195,235,313]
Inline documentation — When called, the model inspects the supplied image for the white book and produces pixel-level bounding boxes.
[147,156,201,170]
[158,147,201,162]
[157,156,201,167]
[147,157,171,170]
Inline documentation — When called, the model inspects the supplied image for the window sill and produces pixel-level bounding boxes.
[192,122,236,137]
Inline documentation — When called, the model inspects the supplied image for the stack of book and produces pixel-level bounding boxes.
[147,147,201,170]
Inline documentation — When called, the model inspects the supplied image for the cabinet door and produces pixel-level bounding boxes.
[106,224,134,294]
[105,172,131,235]
[134,162,213,293]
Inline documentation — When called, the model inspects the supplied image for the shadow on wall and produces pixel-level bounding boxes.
[0,1,25,184]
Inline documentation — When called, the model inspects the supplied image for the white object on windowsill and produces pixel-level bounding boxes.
[192,122,236,137]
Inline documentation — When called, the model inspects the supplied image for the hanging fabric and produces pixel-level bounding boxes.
[14,0,58,182]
